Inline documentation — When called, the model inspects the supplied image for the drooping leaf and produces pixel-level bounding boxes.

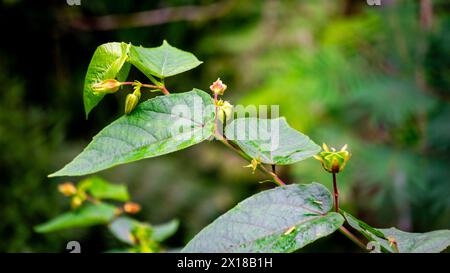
[49,89,215,177]
[225,117,320,165]
[182,183,344,253]
[109,217,179,245]
[78,176,129,202]
[128,40,202,79]
[35,203,117,233]
[83,42,130,118]
[343,211,450,253]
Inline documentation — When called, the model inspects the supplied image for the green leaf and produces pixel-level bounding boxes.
[35,203,117,233]
[152,219,179,242]
[109,217,141,245]
[343,211,450,253]
[128,40,202,79]
[225,117,320,165]
[49,89,215,177]
[182,183,344,253]
[109,217,179,245]
[78,176,129,202]
[84,42,130,118]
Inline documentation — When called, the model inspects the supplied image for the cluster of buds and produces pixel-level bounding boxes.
[215,100,233,122]
[210,78,227,96]
[314,143,350,174]
[125,83,142,115]
[92,79,123,94]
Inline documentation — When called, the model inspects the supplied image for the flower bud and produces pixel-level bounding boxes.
[92,79,122,94]
[58,182,77,196]
[215,100,233,122]
[124,89,141,115]
[124,202,141,214]
[209,78,227,95]
[314,143,350,174]
[71,196,83,209]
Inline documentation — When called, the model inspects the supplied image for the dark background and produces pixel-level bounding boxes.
[0,0,448,252]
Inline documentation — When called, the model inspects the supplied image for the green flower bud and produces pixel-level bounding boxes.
[124,89,141,115]
[314,143,350,174]
[92,79,122,94]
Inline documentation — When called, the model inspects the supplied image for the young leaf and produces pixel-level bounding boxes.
[49,89,215,177]
[78,176,129,202]
[152,219,179,242]
[84,42,130,118]
[128,40,202,79]
[182,183,344,253]
[109,217,142,245]
[225,117,320,165]
[34,203,117,233]
[109,217,179,245]
[343,211,450,253]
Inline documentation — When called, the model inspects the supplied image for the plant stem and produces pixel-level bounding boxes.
[332,172,339,212]
[214,130,286,186]
[339,226,366,250]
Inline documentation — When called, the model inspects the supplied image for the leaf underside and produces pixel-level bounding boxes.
[343,211,450,253]
[50,89,215,177]
[225,117,320,165]
[182,183,344,253]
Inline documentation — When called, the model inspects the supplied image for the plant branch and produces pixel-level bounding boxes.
[121,82,170,95]
[69,1,237,31]
[214,130,286,187]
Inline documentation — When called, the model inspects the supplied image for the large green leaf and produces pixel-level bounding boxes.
[35,203,117,233]
[49,89,215,177]
[343,211,450,253]
[128,40,202,79]
[83,42,130,118]
[78,176,129,202]
[182,183,344,253]
[109,217,179,245]
[225,117,320,165]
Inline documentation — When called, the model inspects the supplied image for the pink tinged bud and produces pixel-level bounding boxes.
[209,78,227,95]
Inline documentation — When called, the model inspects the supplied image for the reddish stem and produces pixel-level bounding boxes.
[332,172,339,212]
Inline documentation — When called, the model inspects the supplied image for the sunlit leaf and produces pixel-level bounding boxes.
[83,42,130,118]
[128,40,202,79]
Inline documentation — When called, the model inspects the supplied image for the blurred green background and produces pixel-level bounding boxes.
[0,0,449,252]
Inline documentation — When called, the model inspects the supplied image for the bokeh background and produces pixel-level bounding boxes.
[0,0,449,252]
